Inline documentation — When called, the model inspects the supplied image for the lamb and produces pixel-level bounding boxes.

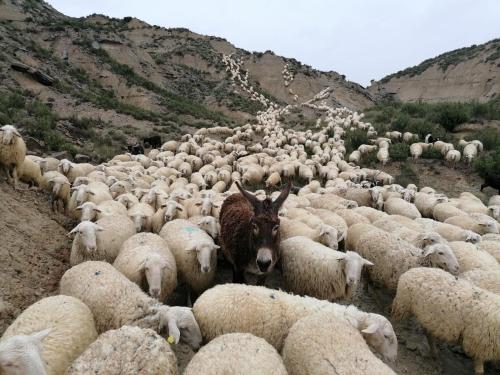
[193,283,397,355]
[279,217,342,250]
[354,227,459,289]
[448,241,500,272]
[281,236,373,300]
[66,326,177,375]
[184,333,287,375]
[392,267,500,374]
[128,202,155,232]
[0,125,26,188]
[383,198,421,219]
[113,233,177,301]
[219,182,290,283]
[68,215,136,266]
[160,219,219,302]
[0,295,97,375]
[0,329,50,375]
[17,157,43,188]
[59,261,202,349]
[282,312,397,375]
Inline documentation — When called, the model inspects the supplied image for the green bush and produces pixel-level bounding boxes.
[421,147,442,159]
[396,162,419,187]
[466,127,500,151]
[474,148,500,182]
[390,143,409,161]
[428,103,470,131]
[344,129,369,154]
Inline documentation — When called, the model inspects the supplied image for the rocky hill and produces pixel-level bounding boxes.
[0,0,373,160]
[369,38,500,103]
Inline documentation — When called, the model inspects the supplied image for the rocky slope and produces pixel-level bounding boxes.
[369,38,500,103]
[0,0,372,159]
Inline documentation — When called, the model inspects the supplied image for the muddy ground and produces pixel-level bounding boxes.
[0,181,498,374]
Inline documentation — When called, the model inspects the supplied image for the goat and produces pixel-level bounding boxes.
[127,143,144,155]
[219,181,291,284]
[143,135,162,149]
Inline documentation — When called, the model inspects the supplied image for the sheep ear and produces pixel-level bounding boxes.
[176,205,184,211]
[31,328,51,342]
[95,207,103,213]
[194,202,202,207]
[75,205,83,211]
[422,247,435,257]
[67,226,80,237]
[361,323,378,335]
[88,191,96,196]
[12,129,21,137]
[96,225,105,232]
[338,231,346,242]
[363,259,374,267]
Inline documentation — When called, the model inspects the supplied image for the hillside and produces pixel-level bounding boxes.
[369,38,500,103]
[0,0,372,160]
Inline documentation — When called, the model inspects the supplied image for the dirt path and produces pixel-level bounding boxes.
[0,183,72,334]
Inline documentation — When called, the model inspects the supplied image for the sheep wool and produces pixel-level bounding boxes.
[448,241,500,273]
[461,270,500,295]
[282,312,396,375]
[184,333,287,375]
[1,295,97,375]
[392,267,500,375]
[66,326,177,375]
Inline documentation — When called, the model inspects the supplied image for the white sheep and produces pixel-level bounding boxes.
[445,149,461,167]
[445,214,499,235]
[188,215,220,240]
[17,157,43,188]
[46,174,71,213]
[0,295,97,375]
[151,200,185,233]
[477,240,500,263]
[113,233,177,301]
[281,236,373,300]
[461,269,500,295]
[279,217,341,250]
[414,192,448,217]
[282,312,397,374]
[383,197,421,219]
[68,215,136,266]
[0,329,50,375]
[377,147,389,165]
[353,226,459,289]
[57,159,95,184]
[463,143,478,164]
[184,333,287,375]
[392,267,500,374]
[66,326,177,375]
[128,202,155,232]
[159,219,219,303]
[448,241,500,273]
[433,202,467,222]
[0,125,26,188]
[95,199,128,219]
[193,283,397,356]
[59,261,202,349]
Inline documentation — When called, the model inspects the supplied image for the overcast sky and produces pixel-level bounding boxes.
[46,0,499,86]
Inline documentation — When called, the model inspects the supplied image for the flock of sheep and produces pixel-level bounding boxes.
[0,75,500,374]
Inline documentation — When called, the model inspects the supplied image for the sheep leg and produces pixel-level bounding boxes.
[473,359,484,375]
[425,331,438,358]
[11,167,20,189]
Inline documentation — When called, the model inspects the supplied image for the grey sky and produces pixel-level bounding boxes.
[46,0,500,86]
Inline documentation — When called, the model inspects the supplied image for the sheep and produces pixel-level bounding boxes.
[461,269,500,295]
[38,157,59,173]
[46,174,71,213]
[445,214,499,235]
[282,312,397,375]
[353,206,388,222]
[463,143,478,164]
[68,215,136,266]
[279,217,342,250]
[448,241,500,272]
[309,193,357,210]
[477,240,500,263]
[193,283,397,355]
[489,205,500,221]
[343,187,382,209]
[392,267,500,375]
[17,157,43,188]
[346,223,379,250]
[66,326,177,375]
[113,234,177,301]
[188,215,220,240]
[58,159,94,183]
[0,329,50,375]
[281,236,373,300]
[95,199,128,219]
[489,195,500,206]
[0,125,26,188]
[265,171,281,187]
[115,192,139,208]
[383,197,421,220]
[159,219,219,303]
[59,261,202,349]
[410,143,424,160]
[433,202,467,222]
[414,192,448,217]
[75,201,101,222]
[377,147,389,165]
[184,333,287,375]
[445,149,461,167]
[0,295,97,375]
[333,207,371,227]
[151,200,185,233]
[128,202,155,232]
[421,221,482,243]
[354,227,459,289]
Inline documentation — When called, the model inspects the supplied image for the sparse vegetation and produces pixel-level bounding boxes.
[396,162,420,187]
[474,147,500,185]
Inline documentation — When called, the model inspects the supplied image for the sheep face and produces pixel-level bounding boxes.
[464,231,481,244]
[198,216,220,239]
[423,243,460,275]
[0,329,50,375]
[478,219,499,234]
[130,214,148,233]
[340,251,373,294]
[58,159,72,175]
[361,314,398,362]
[319,225,340,250]
[192,243,219,274]
[141,252,168,299]
[69,221,104,252]
[417,232,444,248]
[158,306,202,350]
[489,206,500,221]
[77,202,101,222]
[163,200,183,222]
[0,125,20,145]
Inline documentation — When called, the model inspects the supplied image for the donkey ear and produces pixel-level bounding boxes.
[235,181,261,208]
[272,180,292,212]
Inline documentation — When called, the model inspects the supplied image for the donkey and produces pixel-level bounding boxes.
[219,181,291,284]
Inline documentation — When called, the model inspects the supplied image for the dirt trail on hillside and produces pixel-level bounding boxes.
[0,183,73,334]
